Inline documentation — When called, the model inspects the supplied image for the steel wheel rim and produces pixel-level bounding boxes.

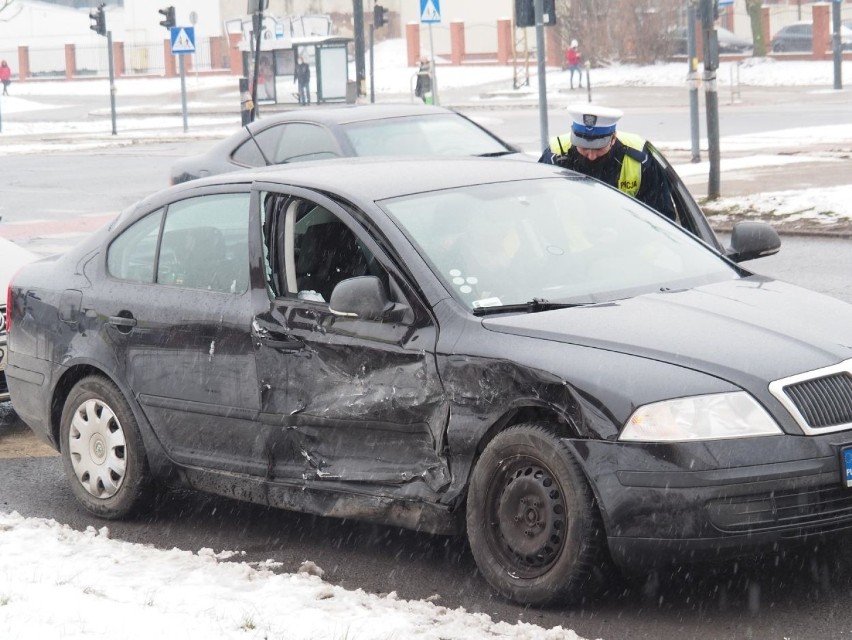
[68,398,127,498]
[485,456,567,579]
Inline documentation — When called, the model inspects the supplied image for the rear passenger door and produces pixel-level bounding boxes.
[102,188,261,473]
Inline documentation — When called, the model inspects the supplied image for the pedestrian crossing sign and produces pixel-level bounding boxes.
[420,0,441,24]
[170,27,196,54]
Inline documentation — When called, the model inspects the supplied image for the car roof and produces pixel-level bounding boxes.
[245,103,461,132]
[176,156,574,202]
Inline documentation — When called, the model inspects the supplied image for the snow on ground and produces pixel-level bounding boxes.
[0,511,589,640]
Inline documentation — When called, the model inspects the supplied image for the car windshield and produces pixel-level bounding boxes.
[342,113,512,157]
[384,177,738,312]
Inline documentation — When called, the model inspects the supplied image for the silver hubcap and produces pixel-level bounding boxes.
[68,398,127,498]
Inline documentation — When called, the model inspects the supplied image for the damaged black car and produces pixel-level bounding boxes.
[6,157,852,607]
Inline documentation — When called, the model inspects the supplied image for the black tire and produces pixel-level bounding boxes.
[59,375,152,519]
[466,423,604,606]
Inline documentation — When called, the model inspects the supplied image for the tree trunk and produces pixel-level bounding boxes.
[745,0,766,56]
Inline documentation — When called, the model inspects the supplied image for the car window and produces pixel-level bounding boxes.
[252,123,341,165]
[384,177,737,311]
[261,193,381,303]
[157,193,250,294]
[107,208,163,283]
[231,137,267,167]
[342,114,510,157]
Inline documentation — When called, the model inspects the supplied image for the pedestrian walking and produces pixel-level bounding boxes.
[565,40,582,90]
[414,56,432,104]
[294,57,310,105]
[0,60,11,96]
[539,104,675,220]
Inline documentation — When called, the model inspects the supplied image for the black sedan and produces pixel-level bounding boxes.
[169,103,522,185]
[7,158,852,607]
[771,21,852,52]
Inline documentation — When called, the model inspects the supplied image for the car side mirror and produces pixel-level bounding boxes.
[328,276,409,322]
[726,221,781,263]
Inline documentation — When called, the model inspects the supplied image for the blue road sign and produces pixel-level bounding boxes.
[170,26,196,54]
[420,0,441,24]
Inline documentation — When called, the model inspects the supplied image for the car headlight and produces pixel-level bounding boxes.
[620,391,782,442]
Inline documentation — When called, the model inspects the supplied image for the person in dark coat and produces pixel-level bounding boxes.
[539,104,676,220]
[294,57,310,105]
[414,56,432,103]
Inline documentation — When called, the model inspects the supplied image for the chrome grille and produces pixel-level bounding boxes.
[769,359,852,435]
[785,373,852,429]
[0,304,6,334]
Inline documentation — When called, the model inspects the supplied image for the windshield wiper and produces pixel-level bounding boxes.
[472,298,589,316]
[477,150,518,158]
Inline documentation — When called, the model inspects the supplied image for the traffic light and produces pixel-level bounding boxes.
[374,4,389,29]
[514,0,556,28]
[89,4,106,37]
[159,6,176,31]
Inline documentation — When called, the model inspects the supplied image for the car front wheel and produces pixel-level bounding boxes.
[466,423,604,606]
[60,375,152,518]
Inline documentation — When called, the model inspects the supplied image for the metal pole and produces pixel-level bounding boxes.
[832,0,842,90]
[107,30,117,135]
[428,24,439,106]
[251,8,263,120]
[353,0,366,95]
[534,0,548,150]
[369,24,375,104]
[701,0,720,199]
[687,2,701,162]
[179,54,188,133]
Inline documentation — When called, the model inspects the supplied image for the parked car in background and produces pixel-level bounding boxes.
[1,236,36,402]
[771,21,852,52]
[11,157,852,607]
[668,26,753,55]
[169,104,524,185]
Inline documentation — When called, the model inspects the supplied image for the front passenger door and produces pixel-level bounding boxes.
[251,189,450,493]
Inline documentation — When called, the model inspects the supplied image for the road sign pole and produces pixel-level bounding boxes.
[428,24,438,106]
[534,0,548,150]
[179,54,188,133]
[107,30,117,135]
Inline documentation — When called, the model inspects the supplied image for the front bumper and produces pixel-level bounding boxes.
[572,434,852,570]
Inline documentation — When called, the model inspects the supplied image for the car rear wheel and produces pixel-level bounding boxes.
[466,423,604,606]
[60,376,152,518]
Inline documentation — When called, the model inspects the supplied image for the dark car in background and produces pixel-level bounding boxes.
[771,21,852,52]
[0,236,36,402]
[9,157,852,607]
[169,103,523,185]
[668,26,753,55]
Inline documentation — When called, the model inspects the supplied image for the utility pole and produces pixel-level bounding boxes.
[533,0,548,150]
[832,0,843,90]
[699,0,720,199]
[353,0,366,96]
[687,1,700,163]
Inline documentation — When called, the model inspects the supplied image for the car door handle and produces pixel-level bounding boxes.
[260,335,305,352]
[108,315,137,334]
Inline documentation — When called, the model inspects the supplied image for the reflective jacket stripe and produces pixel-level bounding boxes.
[548,132,646,197]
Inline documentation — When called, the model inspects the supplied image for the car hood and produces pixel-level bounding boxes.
[483,276,852,386]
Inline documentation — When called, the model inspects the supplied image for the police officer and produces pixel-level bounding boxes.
[539,105,676,221]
